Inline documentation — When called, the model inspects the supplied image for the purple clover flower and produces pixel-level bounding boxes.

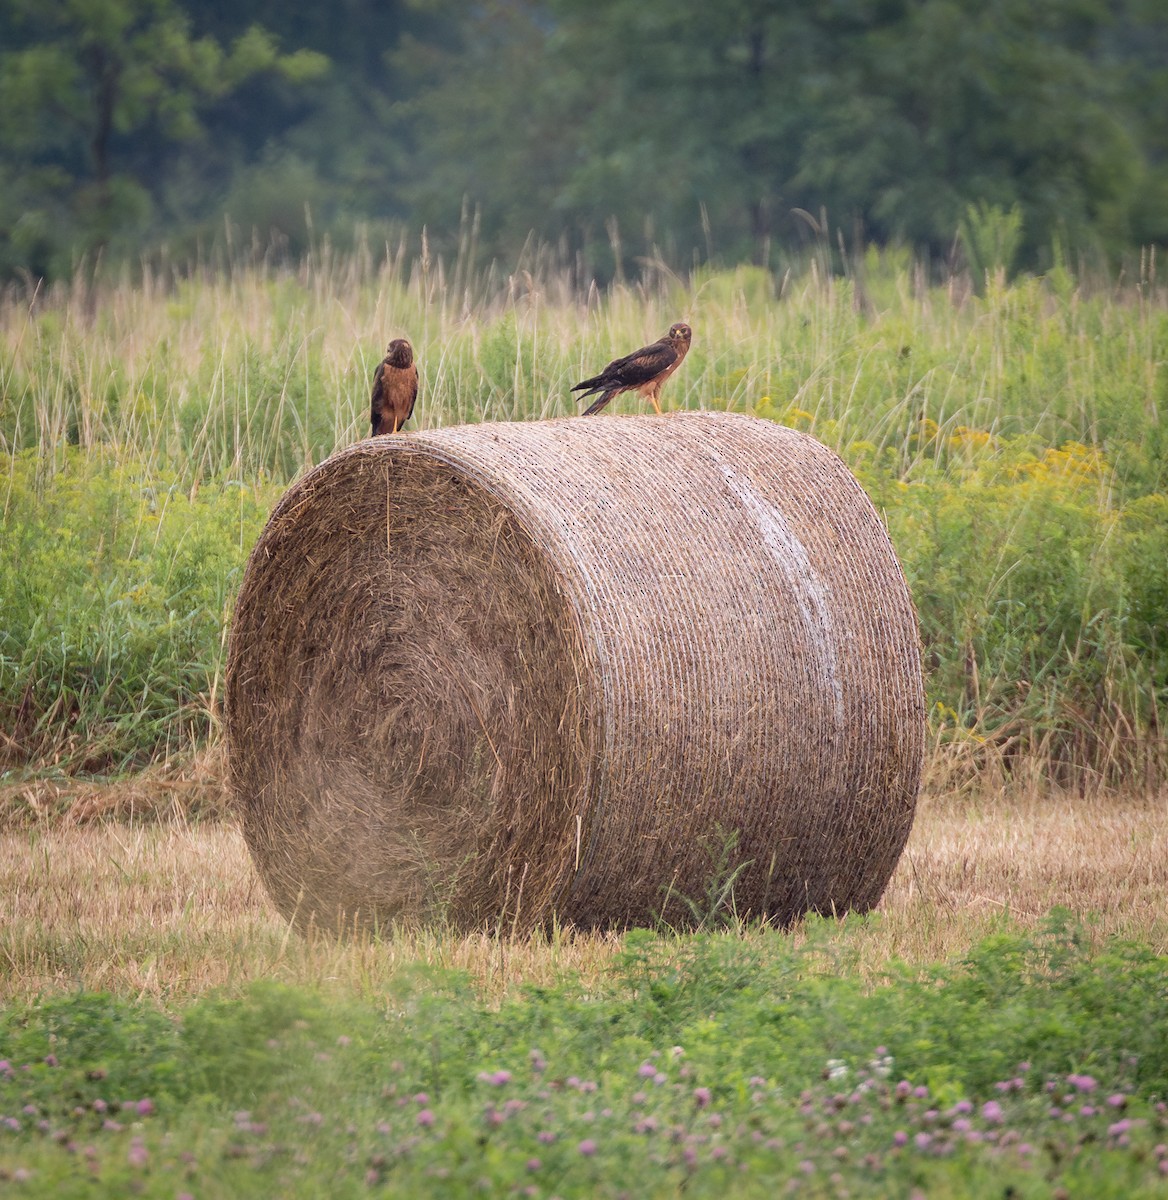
[1067,1074,1097,1093]
[693,1088,712,1109]
[416,1109,434,1127]
[981,1101,1003,1124]
[578,1139,597,1156]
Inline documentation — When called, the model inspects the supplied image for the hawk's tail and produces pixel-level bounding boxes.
[582,391,616,416]
[571,373,606,394]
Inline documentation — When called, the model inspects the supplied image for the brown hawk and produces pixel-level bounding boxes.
[370,338,419,435]
[572,322,692,416]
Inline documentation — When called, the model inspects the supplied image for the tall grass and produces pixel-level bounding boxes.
[1,241,1166,785]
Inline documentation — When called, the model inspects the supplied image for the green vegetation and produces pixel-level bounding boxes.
[0,453,274,772]
[2,254,1166,783]
[1,917,1167,1196]
[2,0,1167,279]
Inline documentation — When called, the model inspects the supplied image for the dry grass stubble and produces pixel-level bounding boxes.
[1,792,1165,1006]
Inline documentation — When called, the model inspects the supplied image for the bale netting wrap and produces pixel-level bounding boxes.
[226,411,925,932]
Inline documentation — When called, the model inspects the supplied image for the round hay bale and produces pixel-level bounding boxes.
[226,412,924,932]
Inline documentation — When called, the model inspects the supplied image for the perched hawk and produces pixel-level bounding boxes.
[572,322,692,416]
[370,338,418,435]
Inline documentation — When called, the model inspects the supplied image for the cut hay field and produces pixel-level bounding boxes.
[3,791,1167,1005]
[2,793,1168,1197]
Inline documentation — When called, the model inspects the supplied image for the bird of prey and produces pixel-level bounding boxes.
[572,322,692,416]
[370,338,419,435]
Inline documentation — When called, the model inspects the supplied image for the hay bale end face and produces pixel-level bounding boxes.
[226,412,924,932]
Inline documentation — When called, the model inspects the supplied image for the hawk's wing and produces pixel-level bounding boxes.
[370,362,388,432]
[572,337,677,396]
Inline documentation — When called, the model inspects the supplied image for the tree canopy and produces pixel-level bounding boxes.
[1,0,1165,280]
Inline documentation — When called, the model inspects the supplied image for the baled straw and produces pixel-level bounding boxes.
[226,412,924,932]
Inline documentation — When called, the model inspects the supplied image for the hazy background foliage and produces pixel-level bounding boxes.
[1,0,1167,281]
